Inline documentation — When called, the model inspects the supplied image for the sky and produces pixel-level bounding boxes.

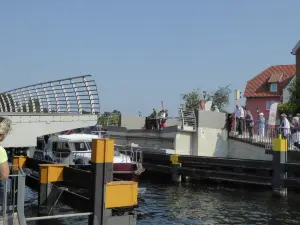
[0,1,299,116]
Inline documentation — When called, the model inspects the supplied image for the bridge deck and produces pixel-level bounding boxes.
[2,113,97,148]
[0,75,100,148]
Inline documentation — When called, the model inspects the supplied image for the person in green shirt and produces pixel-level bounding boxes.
[0,117,11,180]
[150,108,158,129]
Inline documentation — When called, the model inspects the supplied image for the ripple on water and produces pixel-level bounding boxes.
[22,181,300,225]
[135,182,300,225]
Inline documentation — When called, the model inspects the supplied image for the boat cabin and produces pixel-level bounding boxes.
[34,134,131,165]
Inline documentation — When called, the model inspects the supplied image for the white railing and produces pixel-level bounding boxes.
[0,75,100,114]
[179,108,197,130]
[0,166,26,225]
[229,125,300,151]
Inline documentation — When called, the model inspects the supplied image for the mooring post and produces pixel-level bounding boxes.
[89,138,114,225]
[38,164,67,210]
[12,156,27,172]
[272,134,287,197]
[12,156,27,204]
[170,154,182,182]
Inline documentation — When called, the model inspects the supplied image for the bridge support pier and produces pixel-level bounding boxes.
[38,164,68,213]
[170,154,181,183]
[272,136,287,197]
[89,138,138,225]
[88,138,114,225]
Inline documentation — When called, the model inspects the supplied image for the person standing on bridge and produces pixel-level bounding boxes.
[280,114,291,148]
[258,112,265,138]
[0,117,11,180]
[245,110,254,140]
[235,104,245,136]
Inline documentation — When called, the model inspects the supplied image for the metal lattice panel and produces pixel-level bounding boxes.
[0,75,100,114]
[179,108,197,130]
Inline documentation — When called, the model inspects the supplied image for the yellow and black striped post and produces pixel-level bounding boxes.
[12,156,27,172]
[272,134,287,197]
[38,164,68,208]
[170,154,182,182]
[88,138,114,225]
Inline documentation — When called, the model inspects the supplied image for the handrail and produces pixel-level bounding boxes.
[1,165,93,225]
[1,165,27,225]
[0,75,100,114]
[26,212,92,221]
[179,108,197,130]
[5,75,94,92]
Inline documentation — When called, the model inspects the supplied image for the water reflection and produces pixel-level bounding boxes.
[136,181,300,225]
[23,180,300,225]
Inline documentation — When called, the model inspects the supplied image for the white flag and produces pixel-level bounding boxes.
[268,103,278,126]
[204,101,213,111]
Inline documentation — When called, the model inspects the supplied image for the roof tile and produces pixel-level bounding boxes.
[244,65,296,98]
[268,73,283,83]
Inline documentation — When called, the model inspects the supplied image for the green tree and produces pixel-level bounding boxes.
[278,103,297,116]
[98,110,121,126]
[0,93,16,112]
[211,85,231,111]
[28,98,40,112]
[180,85,231,112]
[288,78,300,112]
[21,98,49,112]
[180,89,211,111]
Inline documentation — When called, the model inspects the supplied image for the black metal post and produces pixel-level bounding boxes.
[272,135,287,197]
[89,138,114,225]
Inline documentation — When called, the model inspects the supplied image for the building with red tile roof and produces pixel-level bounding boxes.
[244,64,296,122]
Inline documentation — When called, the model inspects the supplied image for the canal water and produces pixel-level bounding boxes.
[25,180,300,225]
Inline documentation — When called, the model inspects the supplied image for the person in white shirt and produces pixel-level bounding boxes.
[159,110,166,119]
[291,116,300,149]
[158,110,166,130]
[235,104,245,135]
[281,114,291,148]
[258,112,265,137]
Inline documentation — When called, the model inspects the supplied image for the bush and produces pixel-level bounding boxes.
[278,103,297,116]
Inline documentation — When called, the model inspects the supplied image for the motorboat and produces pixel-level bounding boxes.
[32,133,144,181]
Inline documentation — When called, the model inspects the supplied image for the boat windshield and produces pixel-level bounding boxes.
[74,142,90,151]
[82,142,123,156]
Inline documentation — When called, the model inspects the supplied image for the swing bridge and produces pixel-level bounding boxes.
[0,75,99,148]
[0,75,138,225]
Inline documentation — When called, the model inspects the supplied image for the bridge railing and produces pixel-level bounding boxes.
[0,165,26,225]
[0,75,100,114]
[179,108,197,131]
[229,125,300,151]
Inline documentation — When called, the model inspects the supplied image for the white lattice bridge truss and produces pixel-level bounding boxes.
[0,75,100,148]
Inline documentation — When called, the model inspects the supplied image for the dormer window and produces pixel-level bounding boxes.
[268,73,282,93]
[270,83,278,92]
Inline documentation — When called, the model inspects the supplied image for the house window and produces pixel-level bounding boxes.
[270,83,278,92]
[266,101,277,111]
